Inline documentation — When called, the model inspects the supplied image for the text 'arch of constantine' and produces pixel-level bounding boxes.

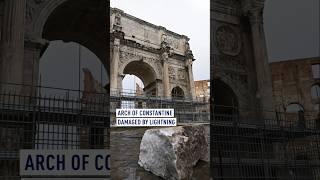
[110,8,196,100]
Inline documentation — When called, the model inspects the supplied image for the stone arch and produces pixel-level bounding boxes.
[24,0,108,91]
[119,59,161,82]
[31,0,105,37]
[214,73,247,110]
[171,86,185,99]
[121,60,159,96]
[214,78,239,115]
[311,83,320,99]
[286,103,304,113]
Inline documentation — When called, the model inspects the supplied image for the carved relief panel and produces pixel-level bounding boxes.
[168,66,176,81]
[216,25,241,56]
[168,64,188,86]
[177,69,187,82]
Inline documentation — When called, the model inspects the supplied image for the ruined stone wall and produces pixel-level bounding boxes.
[195,80,210,102]
[270,57,320,126]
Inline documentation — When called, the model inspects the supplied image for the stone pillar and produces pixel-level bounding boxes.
[247,6,275,120]
[186,59,196,101]
[110,38,120,95]
[0,0,26,93]
[162,59,170,98]
[22,39,48,96]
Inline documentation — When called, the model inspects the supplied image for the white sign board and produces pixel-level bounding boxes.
[20,150,110,177]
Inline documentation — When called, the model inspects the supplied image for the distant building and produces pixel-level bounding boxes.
[194,80,210,102]
[270,57,320,128]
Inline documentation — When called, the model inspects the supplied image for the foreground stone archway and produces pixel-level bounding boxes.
[212,0,274,120]
[0,0,108,94]
[0,1,109,178]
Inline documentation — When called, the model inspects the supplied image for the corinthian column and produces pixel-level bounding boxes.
[186,59,196,101]
[162,53,170,98]
[110,38,120,94]
[22,38,48,96]
[247,5,275,119]
[0,0,26,93]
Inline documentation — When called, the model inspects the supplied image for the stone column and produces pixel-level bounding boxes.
[110,38,120,95]
[247,7,275,120]
[22,39,48,96]
[162,53,170,99]
[0,0,26,93]
[186,59,196,101]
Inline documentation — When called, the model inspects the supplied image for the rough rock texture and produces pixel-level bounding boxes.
[201,125,210,162]
[138,125,208,180]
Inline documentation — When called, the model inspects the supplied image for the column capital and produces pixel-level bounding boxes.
[248,9,264,25]
[185,58,193,67]
[241,0,265,11]
[241,0,265,24]
[113,38,120,47]
[24,38,48,50]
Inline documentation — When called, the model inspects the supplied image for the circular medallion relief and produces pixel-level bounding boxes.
[216,25,241,56]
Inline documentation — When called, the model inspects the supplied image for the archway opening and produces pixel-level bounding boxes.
[286,103,304,113]
[171,86,185,99]
[39,0,108,97]
[122,61,157,97]
[120,61,157,108]
[121,75,144,108]
[285,103,305,128]
[214,79,239,115]
[34,0,108,150]
[39,41,108,99]
[311,84,320,100]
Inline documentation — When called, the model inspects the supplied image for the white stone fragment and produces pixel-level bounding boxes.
[138,125,208,180]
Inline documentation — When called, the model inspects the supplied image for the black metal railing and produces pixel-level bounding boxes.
[211,105,320,180]
[0,84,110,179]
[110,88,210,124]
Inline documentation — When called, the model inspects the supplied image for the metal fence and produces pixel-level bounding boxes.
[211,105,320,180]
[6,85,320,179]
[0,85,110,179]
[110,88,210,124]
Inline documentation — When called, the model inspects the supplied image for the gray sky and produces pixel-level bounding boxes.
[40,41,107,95]
[111,0,210,81]
[265,0,319,61]
[40,0,319,92]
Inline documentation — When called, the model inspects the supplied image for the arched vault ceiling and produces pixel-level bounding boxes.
[42,0,108,70]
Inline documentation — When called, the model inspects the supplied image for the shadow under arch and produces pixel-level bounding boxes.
[214,79,239,115]
[171,86,185,99]
[40,0,108,74]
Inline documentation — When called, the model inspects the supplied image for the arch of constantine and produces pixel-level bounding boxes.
[110,8,196,100]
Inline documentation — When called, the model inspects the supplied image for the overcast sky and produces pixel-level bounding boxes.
[40,0,319,92]
[111,0,210,82]
[265,0,319,62]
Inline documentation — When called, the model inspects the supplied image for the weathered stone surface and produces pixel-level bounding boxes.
[138,125,208,180]
[110,8,196,100]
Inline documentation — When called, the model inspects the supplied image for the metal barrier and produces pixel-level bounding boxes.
[211,105,320,179]
[110,89,210,124]
[0,85,110,179]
